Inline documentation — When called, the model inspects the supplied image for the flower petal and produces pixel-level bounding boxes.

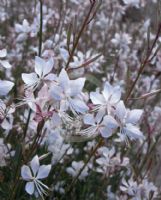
[35,56,46,77]
[30,155,40,176]
[43,57,54,76]
[59,69,70,91]
[83,114,95,125]
[0,49,7,58]
[0,80,14,96]
[69,78,85,96]
[21,165,32,180]
[25,182,35,195]
[0,60,11,68]
[36,164,51,179]
[126,109,143,124]
[22,73,39,86]
[90,92,105,105]
[115,101,126,121]
[102,82,112,100]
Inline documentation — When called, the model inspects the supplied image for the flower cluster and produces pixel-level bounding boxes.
[0,0,161,199]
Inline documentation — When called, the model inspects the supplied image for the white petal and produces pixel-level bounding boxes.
[110,86,121,104]
[43,57,54,76]
[69,78,85,96]
[83,114,95,125]
[69,98,89,113]
[90,92,105,105]
[22,73,39,86]
[59,48,69,62]
[116,101,126,121]
[30,155,40,176]
[35,56,45,77]
[49,85,63,101]
[102,115,118,129]
[36,165,51,179]
[0,80,14,96]
[123,124,144,140]
[126,109,143,124]
[0,60,12,68]
[0,49,7,58]
[25,182,35,195]
[102,82,112,100]
[95,108,105,123]
[44,73,56,81]
[21,165,32,180]
[16,33,27,42]
[99,127,113,138]
[59,69,70,90]
[15,23,23,33]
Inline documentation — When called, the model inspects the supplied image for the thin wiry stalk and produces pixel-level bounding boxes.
[125,22,161,103]
[8,1,44,199]
[65,0,97,69]
[62,138,103,199]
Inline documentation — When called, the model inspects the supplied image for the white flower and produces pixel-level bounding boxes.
[15,19,31,42]
[90,81,121,115]
[111,33,132,49]
[0,49,11,69]
[120,178,158,199]
[50,68,88,114]
[47,130,71,165]
[115,101,144,140]
[22,56,55,89]
[66,160,89,180]
[96,147,129,175]
[123,0,140,8]
[21,155,51,199]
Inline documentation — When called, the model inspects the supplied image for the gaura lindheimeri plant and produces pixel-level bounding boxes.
[1,0,161,200]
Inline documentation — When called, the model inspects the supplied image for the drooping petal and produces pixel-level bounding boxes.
[99,126,113,138]
[0,80,14,96]
[21,165,32,180]
[30,155,40,176]
[25,182,35,195]
[36,165,51,179]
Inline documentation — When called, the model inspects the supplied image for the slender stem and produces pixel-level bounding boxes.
[62,138,103,199]
[38,0,43,57]
[65,0,96,69]
[125,23,161,102]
